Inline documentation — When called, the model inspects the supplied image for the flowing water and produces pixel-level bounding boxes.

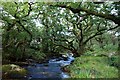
[23,53,74,79]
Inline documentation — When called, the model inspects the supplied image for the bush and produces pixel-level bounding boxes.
[85,44,118,57]
[109,56,119,68]
[104,44,118,52]
[32,51,46,61]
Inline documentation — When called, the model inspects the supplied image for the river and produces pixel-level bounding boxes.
[23,53,74,79]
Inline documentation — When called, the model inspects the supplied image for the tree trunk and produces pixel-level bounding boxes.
[73,42,85,57]
[79,44,85,55]
[71,50,79,57]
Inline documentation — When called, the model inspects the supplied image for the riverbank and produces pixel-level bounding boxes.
[2,64,27,79]
[2,54,74,79]
[66,55,119,78]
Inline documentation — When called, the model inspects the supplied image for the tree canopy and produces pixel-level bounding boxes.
[0,1,120,61]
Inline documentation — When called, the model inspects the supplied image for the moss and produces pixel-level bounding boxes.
[2,64,27,79]
[67,56,118,78]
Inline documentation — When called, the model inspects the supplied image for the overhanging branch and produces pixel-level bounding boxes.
[84,25,119,44]
[16,20,32,42]
[53,43,73,51]
[50,4,120,26]
[23,2,33,18]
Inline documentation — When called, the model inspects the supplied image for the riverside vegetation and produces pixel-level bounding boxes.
[1,1,120,79]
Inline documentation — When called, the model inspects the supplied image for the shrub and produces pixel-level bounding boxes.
[109,56,119,68]
[32,51,46,61]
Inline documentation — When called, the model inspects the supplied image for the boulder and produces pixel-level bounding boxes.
[2,64,27,79]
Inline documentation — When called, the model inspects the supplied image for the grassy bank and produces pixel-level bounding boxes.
[66,55,119,78]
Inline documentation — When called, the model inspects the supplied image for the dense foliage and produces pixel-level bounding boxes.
[1,2,119,61]
[0,1,119,79]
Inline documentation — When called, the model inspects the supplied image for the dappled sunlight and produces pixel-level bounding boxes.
[1,1,119,79]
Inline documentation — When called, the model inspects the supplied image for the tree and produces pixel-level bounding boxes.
[1,2,44,61]
[48,2,120,57]
[1,2,119,61]
[50,2,120,26]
